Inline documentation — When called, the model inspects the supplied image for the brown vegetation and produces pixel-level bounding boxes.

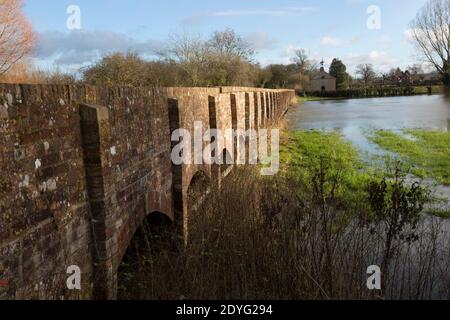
[410,0,450,85]
[0,0,34,76]
[117,163,450,300]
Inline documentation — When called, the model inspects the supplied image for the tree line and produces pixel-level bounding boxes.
[0,0,449,88]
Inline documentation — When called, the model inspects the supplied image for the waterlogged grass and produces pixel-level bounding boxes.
[280,129,450,219]
[117,130,450,299]
[427,209,450,219]
[280,130,374,208]
[281,130,360,168]
[412,85,445,94]
[369,129,450,186]
[297,96,332,103]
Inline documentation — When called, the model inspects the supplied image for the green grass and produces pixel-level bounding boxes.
[297,95,332,103]
[412,85,445,94]
[281,130,359,166]
[281,129,450,219]
[280,130,374,208]
[369,129,450,186]
[426,209,450,219]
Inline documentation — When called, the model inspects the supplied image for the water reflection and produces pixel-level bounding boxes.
[288,93,450,232]
[288,94,450,153]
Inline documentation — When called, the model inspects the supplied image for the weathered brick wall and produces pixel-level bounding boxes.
[0,84,93,299]
[212,93,233,162]
[165,87,219,235]
[78,86,173,299]
[0,84,295,300]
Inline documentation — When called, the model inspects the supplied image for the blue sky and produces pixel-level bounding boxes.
[25,0,430,75]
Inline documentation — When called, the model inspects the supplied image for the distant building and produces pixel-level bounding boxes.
[423,72,443,85]
[309,61,336,93]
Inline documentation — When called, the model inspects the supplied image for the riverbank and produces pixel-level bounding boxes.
[288,93,450,219]
[367,129,450,218]
[368,129,450,186]
[301,85,446,100]
[281,129,449,219]
[117,128,450,300]
[117,95,450,300]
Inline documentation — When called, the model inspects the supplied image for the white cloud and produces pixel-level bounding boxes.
[280,45,307,63]
[404,28,416,42]
[212,7,317,17]
[321,36,342,47]
[283,45,302,57]
[245,32,277,51]
[321,36,360,47]
[182,6,318,25]
[35,30,163,66]
[345,51,399,73]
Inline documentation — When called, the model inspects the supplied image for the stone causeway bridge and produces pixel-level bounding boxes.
[0,84,295,299]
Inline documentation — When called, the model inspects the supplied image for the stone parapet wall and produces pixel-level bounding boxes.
[0,84,295,299]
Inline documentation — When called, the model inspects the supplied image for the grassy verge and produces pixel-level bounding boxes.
[427,208,450,219]
[117,129,449,300]
[282,130,450,219]
[297,86,445,102]
[368,129,450,186]
[280,130,360,165]
[280,130,373,206]
[297,95,332,103]
[412,85,445,94]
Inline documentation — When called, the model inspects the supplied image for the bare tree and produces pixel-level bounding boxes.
[291,49,309,73]
[356,64,377,87]
[410,0,450,85]
[163,29,257,87]
[166,32,209,86]
[0,0,34,76]
[207,28,254,61]
[290,49,319,91]
[206,29,257,86]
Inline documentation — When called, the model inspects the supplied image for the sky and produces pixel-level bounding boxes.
[24,0,431,75]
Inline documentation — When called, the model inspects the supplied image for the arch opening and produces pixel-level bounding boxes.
[117,211,175,299]
[187,170,212,214]
[220,149,233,178]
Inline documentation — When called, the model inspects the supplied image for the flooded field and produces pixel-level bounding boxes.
[288,94,450,154]
[289,93,450,230]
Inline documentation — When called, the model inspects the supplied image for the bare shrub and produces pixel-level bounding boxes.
[117,163,450,300]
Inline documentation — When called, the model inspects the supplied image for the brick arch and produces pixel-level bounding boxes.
[265,92,271,124]
[78,88,174,300]
[115,209,175,267]
[0,83,295,301]
[186,170,212,202]
[115,209,174,264]
[220,148,234,178]
[116,210,174,299]
[180,169,213,238]
[166,88,219,240]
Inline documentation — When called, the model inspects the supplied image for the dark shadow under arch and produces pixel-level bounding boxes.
[187,170,211,214]
[117,211,174,299]
[220,149,233,178]
[168,98,184,236]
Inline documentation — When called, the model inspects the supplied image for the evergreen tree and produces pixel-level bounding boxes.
[329,58,349,90]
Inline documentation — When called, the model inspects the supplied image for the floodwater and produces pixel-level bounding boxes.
[287,93,450,233]
[287,94,450,156]
[288,94,450,298]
